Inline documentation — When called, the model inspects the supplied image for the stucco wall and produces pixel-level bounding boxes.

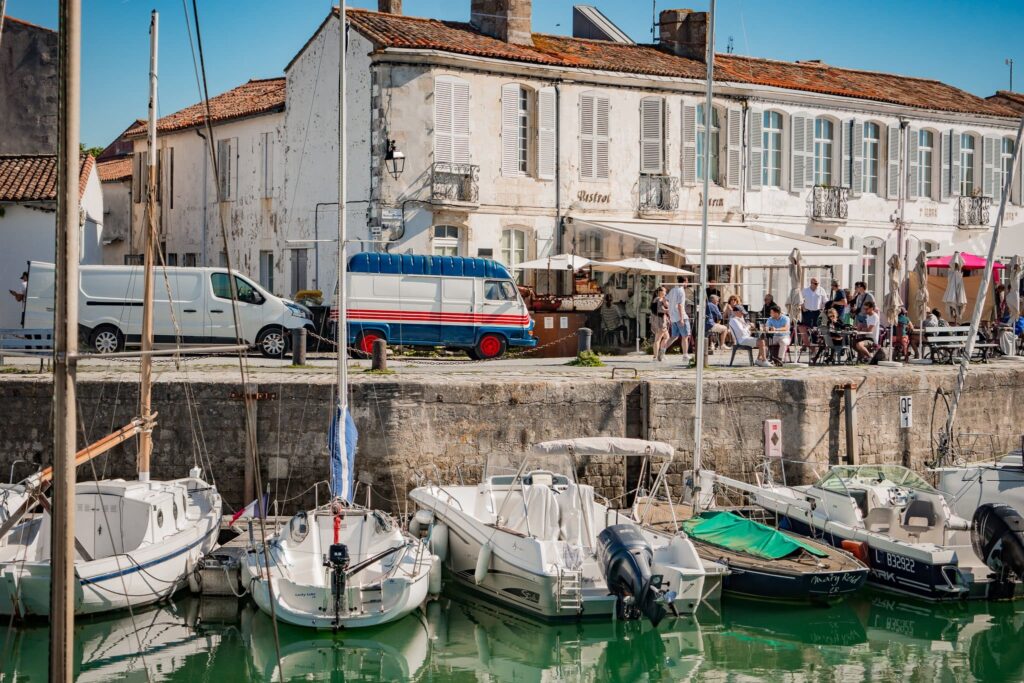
[101,179,132,264]
[0,18,57,155]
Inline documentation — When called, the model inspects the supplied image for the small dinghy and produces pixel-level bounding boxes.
[681,511,868,603]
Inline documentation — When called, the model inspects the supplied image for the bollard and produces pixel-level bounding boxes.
[371,338,388,371]
[577,327,592,355]
[292,328,307,365]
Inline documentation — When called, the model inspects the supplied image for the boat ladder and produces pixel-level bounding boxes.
[556,567,583,613]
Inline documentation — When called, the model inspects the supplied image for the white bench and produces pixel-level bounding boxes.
[924,325,997,364]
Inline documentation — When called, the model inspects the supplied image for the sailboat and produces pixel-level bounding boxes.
[0,11,222,619]
[240,3,435,630]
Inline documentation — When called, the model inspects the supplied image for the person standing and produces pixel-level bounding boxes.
[830,280,850,322]
[666,281,691,365]
[801,277,828,328]
[650,287,670,361]
[852,281,875,321]
[599,294,626,347]
[8,272,27,303]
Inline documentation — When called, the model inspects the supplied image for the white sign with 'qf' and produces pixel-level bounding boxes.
[899,396,913,429]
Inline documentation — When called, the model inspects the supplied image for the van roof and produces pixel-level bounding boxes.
[349,253,514,280]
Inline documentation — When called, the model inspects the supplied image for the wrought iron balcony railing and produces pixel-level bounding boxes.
[431,162,479,204]
[957,195,991,228]
[811,185,849,221]
[638,174,679,213]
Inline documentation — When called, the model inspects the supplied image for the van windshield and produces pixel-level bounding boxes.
[211,273,262,304]
[484,280,518,301]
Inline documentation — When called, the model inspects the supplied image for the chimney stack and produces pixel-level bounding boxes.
[658,9,708,60]
[378,0,402,14]
[470,0,533,45]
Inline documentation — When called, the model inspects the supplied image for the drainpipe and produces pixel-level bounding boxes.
[196,128,208,265]
[554,81,562,295]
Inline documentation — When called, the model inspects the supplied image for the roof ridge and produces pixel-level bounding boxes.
[719,52,948,86]
[246,76,286,84]
[2,15,55,32]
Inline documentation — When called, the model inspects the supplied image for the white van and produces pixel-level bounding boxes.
[23,261,312,357]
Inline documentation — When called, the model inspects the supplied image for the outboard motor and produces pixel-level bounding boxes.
[971,504,1024,600]
[596,524,673,626]
[325,543,350,628]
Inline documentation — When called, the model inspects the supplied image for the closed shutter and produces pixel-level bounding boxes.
[681,103,697,185]
[452,79,471,164]
[595,95,610,180]
[841,120,851,188]
[886,125,900,199]
[907,127,919,200]
[940,131,951,200]
[726,106,742,188]
[501,83,521,177]
[434,77,453,164]
[132,152,142,203]
[640,97,664,174]
[537,87,556,180]
[851,121,863,196]
[791,113,807,191]
[950,131,962,197]
[748,107,763,190]
[579,93,595,180]
[983,135,997,198]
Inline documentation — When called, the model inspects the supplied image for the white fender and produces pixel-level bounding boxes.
[408,517,421,538]
[429,523,449,563]
[428,555,442,595]
[474,542,491,585]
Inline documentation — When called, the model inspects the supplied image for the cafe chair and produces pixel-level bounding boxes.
[729,344,754,366]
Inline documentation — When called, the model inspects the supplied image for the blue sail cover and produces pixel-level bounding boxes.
[328,405,358,502]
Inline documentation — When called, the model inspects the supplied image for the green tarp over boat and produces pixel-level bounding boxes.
[682,511,828,560]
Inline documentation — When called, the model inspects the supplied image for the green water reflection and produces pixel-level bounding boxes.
[3,592,1024,682]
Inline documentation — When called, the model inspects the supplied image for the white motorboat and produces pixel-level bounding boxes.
[698,463,1024,601]
[0,474,221,617]
[935,452,1024,522]
[410,437,721,623]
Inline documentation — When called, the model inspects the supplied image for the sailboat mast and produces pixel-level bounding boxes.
[337,2,348,463]
[137,9,158,481]
[939,113,1024,464]
[692,0,716,477]
[50,0,80,678]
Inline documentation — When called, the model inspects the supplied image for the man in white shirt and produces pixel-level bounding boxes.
[853,300,880,361]
[665,282,690,365]
[728,306,770,367]
[800,277,827,328]
[8,272,27,303]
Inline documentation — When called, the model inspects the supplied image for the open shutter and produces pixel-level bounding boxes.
[950,131,963,197]
[850,121,864,196]
[579,93,594,180]
[907,127,919,200]
[595,95,610,180]
[803,118,814,189]
[537,87,556,180]
[434,77,453,163]
[791,113,807,191]
[452,79,471,164]
[940,131,951,200]
[841,120,851,188]
[748,107,763,190]
[640,97,664,174]
[886,125,900,199]
[726,106,742,188]
[983,135,997,198]
[1017,153,1024,205]
[132,153,142,203]
[681,103,697,185]
[501,84,521,177]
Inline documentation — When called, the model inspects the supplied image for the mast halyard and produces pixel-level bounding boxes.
[137,9,159,481]
[336,1,348,499]
[692,0,716,480]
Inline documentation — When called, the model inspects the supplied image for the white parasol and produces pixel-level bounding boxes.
[1007,255,1022,325]
[942,251,968,323]
[914,249,930,323]
[515,253,593,271]
[883,253,903,324]
[785,248,803,322]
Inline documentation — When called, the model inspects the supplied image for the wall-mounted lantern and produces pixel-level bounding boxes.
[384,139,405,180]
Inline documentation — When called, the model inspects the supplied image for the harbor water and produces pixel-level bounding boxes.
[3,592,1023,682]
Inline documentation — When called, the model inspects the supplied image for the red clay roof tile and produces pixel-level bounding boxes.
[125,78,285,138]
[0,154,94,202]
[988,91,1024,115]
[96,156,133,183]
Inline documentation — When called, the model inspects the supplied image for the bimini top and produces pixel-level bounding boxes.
[532,437,675,459]
[349,253,514,280]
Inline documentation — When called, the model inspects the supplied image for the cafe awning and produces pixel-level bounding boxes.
[568,218,861,267]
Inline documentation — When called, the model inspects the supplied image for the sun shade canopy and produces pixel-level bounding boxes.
[532,437,675,459]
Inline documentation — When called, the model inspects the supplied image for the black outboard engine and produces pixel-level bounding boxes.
[596,524,672,626]
[325,543,350,627]
[971,504,1024,600]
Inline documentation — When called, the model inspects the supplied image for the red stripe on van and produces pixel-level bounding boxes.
[332,308,530,325]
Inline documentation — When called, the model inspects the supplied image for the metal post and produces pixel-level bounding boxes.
[692,0,716,476]
[137,10,158,482]
[843,382,858,465]
[50,0,80,679]
[292,328,307,365]
[577,327,592,355]
[371,338,387,370]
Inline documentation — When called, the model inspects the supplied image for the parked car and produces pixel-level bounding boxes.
[23,261,313,357]
[340,254,536,359]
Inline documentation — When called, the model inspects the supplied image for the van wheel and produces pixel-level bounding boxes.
[355,331,385,359]
[256,326,289,358]
[90,325,124,354]
[474,334,506,360]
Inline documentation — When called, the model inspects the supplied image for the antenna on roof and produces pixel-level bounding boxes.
[651,0,656,40]
[1007,58,1015,92]
[727,35,734,54]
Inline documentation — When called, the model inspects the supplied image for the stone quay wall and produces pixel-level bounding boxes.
[1,363,1023,515]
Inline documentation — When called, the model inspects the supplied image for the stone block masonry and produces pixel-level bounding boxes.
[1,362,1023,515]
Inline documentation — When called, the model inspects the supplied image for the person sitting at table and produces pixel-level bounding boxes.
[728,306,770,367]
[812,307,844,364]
[721,295,741,345]
[705,294,729,353]
[765,304,791,365]
[760,293,777,320]
[853,300,880,362]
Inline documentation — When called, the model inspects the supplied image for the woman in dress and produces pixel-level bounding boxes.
[651,286,670,361]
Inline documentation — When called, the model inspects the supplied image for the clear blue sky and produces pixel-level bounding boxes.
[6,0,1023,148]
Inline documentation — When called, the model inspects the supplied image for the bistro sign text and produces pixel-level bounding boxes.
[577,191,610,204]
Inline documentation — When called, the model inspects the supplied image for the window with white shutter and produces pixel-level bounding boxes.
[681,103,697,185]
[940,131,951,200]
[501,83,526,177]
[537,87,556,180]
[696,104,720,183]
[813,118,834,186]
[886,125,900,199]
[640,96,665,175]
[983,135,998,198]
[434,75,471,165]
[791,113,810,191]
[861,123,879,195]
[951,131,964,197]
[762,111,783,188]
[907,128,920,200]
[841,120,851,188]
[216,138,236,202]
[748,107,763,190]
[579,91,610,180]
[850,121,864,196]
[726,107,742,188]
[998,137,1017,204]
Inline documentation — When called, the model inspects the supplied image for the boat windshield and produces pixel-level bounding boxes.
[815,464,937,494]
[483,452,577,486]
